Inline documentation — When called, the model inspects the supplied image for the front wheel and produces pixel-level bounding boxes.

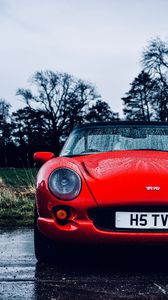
[34,207,57,262]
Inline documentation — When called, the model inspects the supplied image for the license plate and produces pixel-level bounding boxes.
[115,212,168,229]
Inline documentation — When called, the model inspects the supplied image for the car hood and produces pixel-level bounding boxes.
[76,150,168,206]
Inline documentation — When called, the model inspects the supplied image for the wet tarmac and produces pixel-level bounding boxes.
[1,228,168,299]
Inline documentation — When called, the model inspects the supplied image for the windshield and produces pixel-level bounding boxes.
[60,125,168,156]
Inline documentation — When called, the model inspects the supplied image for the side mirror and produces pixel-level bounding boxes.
[33,152,55,166]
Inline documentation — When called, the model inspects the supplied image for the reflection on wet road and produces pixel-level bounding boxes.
[1,228,168,299]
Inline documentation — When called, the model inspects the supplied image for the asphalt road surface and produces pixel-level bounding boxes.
[1,228,168,299]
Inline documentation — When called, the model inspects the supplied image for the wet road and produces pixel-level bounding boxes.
[1,229,168,299]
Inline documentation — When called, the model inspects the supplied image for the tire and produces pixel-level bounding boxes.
[34,206,57,263]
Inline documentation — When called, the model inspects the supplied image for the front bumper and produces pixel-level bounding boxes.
[38,217,168,245]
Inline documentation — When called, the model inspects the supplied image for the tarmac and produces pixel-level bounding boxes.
[1,228,168,299]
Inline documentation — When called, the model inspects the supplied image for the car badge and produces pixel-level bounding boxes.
[146,186,160,191]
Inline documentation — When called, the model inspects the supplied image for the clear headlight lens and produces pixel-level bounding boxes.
[48,168,81,200]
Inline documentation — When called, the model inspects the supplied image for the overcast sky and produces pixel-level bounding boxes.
[0,0,168,116]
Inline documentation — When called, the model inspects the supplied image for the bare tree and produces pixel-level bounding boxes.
[0,99,11,122]
[142,37,168,121]
[16,71,111,152]
[142,37,168,83]
[0,99,12,166]
[0,99,11,142]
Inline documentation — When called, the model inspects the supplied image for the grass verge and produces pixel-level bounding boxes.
[0,168,37,226]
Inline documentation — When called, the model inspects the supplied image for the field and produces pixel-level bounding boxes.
[0,168,37,226]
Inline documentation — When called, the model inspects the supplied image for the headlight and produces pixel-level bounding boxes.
[48,168,81,200]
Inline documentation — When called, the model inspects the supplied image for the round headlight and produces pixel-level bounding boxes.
[48,168,81,200]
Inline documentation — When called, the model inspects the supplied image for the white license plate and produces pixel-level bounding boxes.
[115,212,168,229]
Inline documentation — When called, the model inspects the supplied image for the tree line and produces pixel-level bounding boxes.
[0,37,168,167]
[0,72,118,167]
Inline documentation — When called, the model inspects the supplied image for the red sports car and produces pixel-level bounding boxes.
[34,121,168,262]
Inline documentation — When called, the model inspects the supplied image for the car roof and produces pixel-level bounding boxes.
[75,121,168,130]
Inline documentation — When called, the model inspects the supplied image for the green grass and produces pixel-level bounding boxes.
[0,168,37,187]
[0,168,37,226]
